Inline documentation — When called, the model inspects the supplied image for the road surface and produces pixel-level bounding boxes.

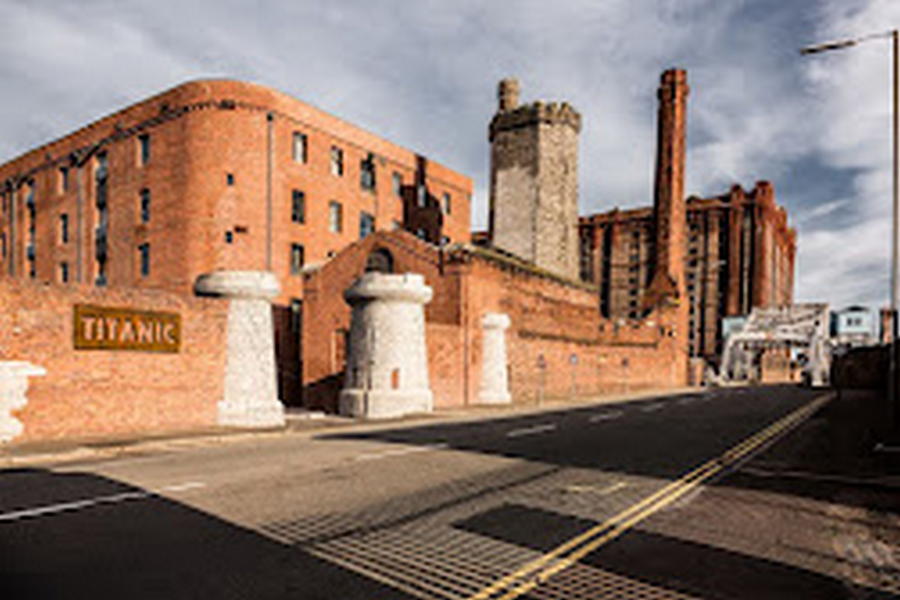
[1,385,892,599]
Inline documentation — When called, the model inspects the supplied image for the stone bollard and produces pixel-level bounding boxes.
[340,273,433,419]
[0,361,46,444]
[195,271,285,428]
[479,313,512,404]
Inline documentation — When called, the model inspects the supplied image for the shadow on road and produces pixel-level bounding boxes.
[318,386,899,510]
[455,503,897,600]
[0,468,413,600]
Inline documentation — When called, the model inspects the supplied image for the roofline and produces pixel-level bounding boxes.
[0,78,473,191]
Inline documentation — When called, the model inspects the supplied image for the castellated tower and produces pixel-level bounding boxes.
[488,78,582,280]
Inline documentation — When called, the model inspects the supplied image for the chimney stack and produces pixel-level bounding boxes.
[498,78,520,112]
[646,68,689,308]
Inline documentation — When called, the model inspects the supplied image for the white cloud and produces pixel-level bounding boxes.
[0,0,894,308]
[795,0,900,308]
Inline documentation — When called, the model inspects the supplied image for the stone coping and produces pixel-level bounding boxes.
[194,271,280,300]
[452,244,599,293]
[343,272,433,304]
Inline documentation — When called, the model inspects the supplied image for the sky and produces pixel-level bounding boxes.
[0,0,897,309]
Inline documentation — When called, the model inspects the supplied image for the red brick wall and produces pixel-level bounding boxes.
[0,80,473,407]
[0,80,472,305]
[302,231,688,412]
[0,279,228,443]
[460,255,686,402]
[301,230,458,409]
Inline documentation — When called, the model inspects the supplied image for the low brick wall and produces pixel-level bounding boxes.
[0,279,229,443]
[303,231,688,412]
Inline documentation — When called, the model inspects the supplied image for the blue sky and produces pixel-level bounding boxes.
[0,0,897,309]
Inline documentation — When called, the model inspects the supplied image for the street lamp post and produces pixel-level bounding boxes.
[801,30,899,437]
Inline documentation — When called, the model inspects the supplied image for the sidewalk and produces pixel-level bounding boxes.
[724,388,900,595]
[0,386,699,468]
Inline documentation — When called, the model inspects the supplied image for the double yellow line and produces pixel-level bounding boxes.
[466,393,833,600]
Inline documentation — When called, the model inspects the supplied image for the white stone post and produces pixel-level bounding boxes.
[340,273,433,419]
[0,361,46,444]
[479,313,512,404]
[195,271,285,428]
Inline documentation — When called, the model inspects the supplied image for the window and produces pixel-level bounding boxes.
[60,262,69,283]
[96,152,108,177]
[330,146,344,177]
[93,153,110,286]
[392,220,402,231]
[138,133,151,166]
[291,190,305,224]
[139,243,150,277]
[360,153,376,191]
[417,184,427,207]
[140,189,150,223]
[292,132,307,164]
[329,201,343,233]
[416,228,427,240]
[0,233,5,258]
[442,192,451,215]
[226,173,234,186]
[59,167,69,193]
[290,299,303,335]
[360,212,375,239]
[60,214,69,244]
[225,231,234,244]
[392,172,402,197]
[27,184,36,279]
[365,249,394,274]
[290,243,305,274]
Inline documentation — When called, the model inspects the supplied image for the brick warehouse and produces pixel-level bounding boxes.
[0,80,473,407]
[578,181,796,366]
[0,68,793,443]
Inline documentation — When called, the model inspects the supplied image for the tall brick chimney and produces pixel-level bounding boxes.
[645,68,689,309]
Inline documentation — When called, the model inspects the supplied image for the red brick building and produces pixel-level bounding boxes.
[0,80,473,405]
[0,67,793,441]
[301,70,695,409]
[578,181,796,364]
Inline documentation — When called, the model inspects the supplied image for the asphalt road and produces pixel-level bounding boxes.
[0,385,890,599]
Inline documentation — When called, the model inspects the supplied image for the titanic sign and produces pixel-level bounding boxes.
[73,304,181,353]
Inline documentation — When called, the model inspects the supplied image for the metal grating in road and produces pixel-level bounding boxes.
[259,463,648,547]
[258,462,561,545]
[310,523,698,600]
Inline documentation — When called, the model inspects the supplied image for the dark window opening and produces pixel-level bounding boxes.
[139,133,151,165]
[360,153,376,192]
[291,243,305,274]
[365,248,394,274]
[293,132,307,163]
[140,189,150,223]
[360,212,375,239]
[291,190,305,224]
[139,243,150,277]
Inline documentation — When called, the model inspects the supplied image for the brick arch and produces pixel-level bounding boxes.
[365,248,395,274]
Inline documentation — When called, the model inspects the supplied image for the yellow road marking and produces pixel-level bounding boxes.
[466,393,832,600]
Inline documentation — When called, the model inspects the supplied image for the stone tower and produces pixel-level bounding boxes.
[488,78,582,280]
[645,69,689,309]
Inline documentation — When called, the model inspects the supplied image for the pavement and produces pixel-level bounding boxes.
[0,386,697,468]
[1,384,898,599]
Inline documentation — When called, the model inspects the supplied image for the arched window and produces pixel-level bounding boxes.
[365,248,394,274]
